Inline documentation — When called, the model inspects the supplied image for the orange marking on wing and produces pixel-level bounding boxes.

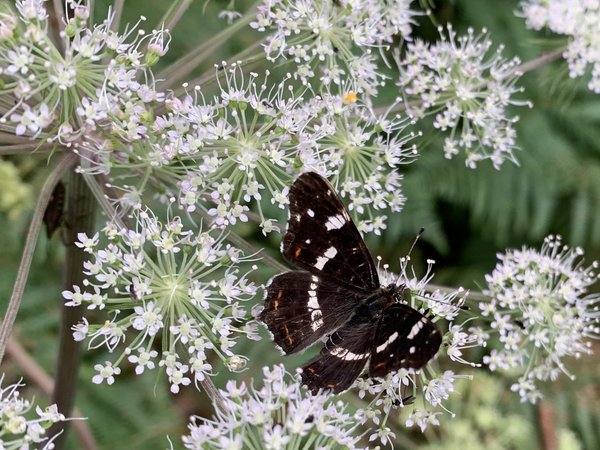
[326,383,336,388]
[273,290,284,310]
[284,325,293,346]
[307,367,315,373]
[374,362,385,369]
[294,247,302,257]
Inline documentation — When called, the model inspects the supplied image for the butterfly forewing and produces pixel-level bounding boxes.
[283,172,379,292]
[369,303,442,378]
[260,271,361,354]
[301,312,375,394]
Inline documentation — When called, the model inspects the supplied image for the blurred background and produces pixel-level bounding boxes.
[1,0,599,448]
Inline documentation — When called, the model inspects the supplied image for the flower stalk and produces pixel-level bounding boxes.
[48,170,97,449]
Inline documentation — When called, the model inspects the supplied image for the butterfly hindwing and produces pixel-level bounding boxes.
[260,271,361,354]
[369,303,442,378]
[283,172,379,292]
[301,312,375,394]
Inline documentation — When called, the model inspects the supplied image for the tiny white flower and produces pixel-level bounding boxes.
[92,362,121,385]
[75,232,100,253]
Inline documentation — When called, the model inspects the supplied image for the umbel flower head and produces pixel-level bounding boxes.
[63,208,259,393]
[251,0,418,94]
[76,60,416,235]
[397,25,529,168]
[521,0,600,93]
[0,376,69,449]
[182,365,364,450]
[481,235,600,403]
[0,0,169,140]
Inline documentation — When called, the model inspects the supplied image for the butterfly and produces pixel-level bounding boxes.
[260,172,442,394]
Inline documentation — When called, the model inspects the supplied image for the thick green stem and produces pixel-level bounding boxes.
[48,171,97,449]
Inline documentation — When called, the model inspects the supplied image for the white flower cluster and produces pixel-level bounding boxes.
[63,209,259,393]
[0,0,169,139]
[397,26,528,168]
[251,0,418,93]
[521,0,600,92]
[482,235,600,402]
[182,365,364,449]
[0,377,68,449]
[74,62,415,234]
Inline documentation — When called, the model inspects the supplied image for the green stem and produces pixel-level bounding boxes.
[510,46,566,78]
[0,143,56,155]
[166,44,266,106]
[50,0,65,52]
[160,0,194,33]
[156,1,261,91]
[109,0,125,33]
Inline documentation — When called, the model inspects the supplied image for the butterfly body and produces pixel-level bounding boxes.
[362,284,403,312]
[260,172,441,393]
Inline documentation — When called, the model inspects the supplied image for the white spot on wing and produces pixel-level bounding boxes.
[375,331,399,353]
[307,209,315,217]
[407,317,428,340]
[308,287,322,331]
[311,310,323,331]
[325,214,346,230]
[331,347,368,361]
[314,247,338,270]
[314,256,327,270]
[324,247,337,258]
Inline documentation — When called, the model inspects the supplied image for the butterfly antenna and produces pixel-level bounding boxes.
[395,228,425,287]
[406,227,425,259]
[400,228,470,313]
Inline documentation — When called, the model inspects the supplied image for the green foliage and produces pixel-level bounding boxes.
[0,159,33,220]
[421,373,587,450]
